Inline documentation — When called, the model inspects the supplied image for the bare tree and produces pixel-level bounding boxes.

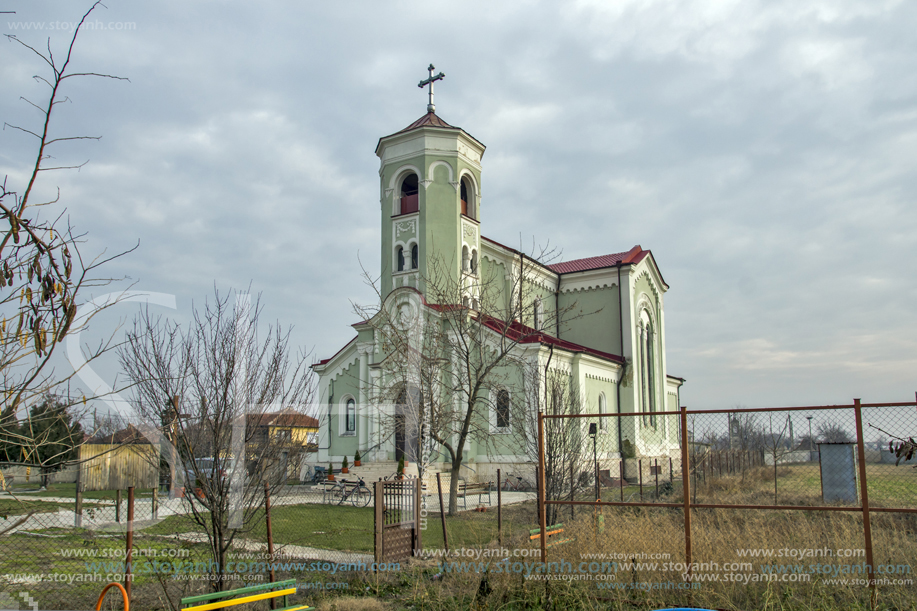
[764,414,792,504]
[512,359,605,525]
[355,245,592,515]
[817,422,853,444]
[0,2,133,521]
[118,289,316,590]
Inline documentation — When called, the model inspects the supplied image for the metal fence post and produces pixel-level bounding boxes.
[853,399,876,609]
[125,486,134,603]
[537,411,547,562]
[413,476,422,555]
[495,469,502,547]
[264,481,276,608]
[374,480,384,564]
[680,406,692,585]
[437,472,449,553]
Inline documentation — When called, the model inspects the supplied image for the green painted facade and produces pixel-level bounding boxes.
[312,110,684,481]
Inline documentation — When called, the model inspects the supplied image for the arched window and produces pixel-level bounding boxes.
[411,244,419,269]
[471,249,478,274]
[496,389,510,429]
[460,176,476,219]
[598,393,607,431]
[399,174,419,215]
[638,311,657,428]
[646,321,656,426]
[396,246,405,272]
[462,245,470,272]
[346,398,356,433]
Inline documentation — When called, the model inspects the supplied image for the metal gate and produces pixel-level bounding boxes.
[374,478,421,563]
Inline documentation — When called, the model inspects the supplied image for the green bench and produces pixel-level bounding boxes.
[181,578,311,611]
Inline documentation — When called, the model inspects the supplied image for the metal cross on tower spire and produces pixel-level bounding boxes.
[418,64,445,113]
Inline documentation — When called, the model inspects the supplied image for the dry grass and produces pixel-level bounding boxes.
[314,596,390,611]
[336,470,917,610]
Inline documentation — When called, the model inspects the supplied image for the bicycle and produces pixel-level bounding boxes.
[333,477,372,507]
[502,473,532,492]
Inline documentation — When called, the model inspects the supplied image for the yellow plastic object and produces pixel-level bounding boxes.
[181,587,297,611]
[95,582,129,611]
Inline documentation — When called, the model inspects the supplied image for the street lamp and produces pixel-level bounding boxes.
[589,423,598,501]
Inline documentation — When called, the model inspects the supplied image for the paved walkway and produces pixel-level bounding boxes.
[0,488,536,537]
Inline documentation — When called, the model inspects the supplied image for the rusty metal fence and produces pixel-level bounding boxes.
[536,397,917,609]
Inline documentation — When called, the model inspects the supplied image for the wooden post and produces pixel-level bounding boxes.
[125,487,134,603]
[116,489,122,523]
[264,482,276,608]
[537,411,547,563]
[151,488,158,520]
[74,476,83,528]
[680,406,692,586]
[437,472,449,553]
[853,399,876,609]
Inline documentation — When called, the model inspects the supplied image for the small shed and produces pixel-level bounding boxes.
[79,425,159,491]
[818,442,858,503]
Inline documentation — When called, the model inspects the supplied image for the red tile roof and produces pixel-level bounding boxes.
[317,302,623,368]
[377,112,485,152]
[395,112,459,133]
[87,424,151,445]
[547,246,646,274]
[247,411,319,429]
[312,336,357,367]
[475,314,624,364]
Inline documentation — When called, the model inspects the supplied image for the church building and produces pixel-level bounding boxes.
[312,70,683,485]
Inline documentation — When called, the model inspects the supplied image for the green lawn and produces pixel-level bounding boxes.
[142,497,541,555]
[0,497,102,516]
[5,482,158,500]
[693,462,917,507]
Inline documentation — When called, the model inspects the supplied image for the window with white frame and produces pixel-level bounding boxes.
[638,309,657,428]
[339,396,356,436]
[346,398,356,433]
[495,389,510,430]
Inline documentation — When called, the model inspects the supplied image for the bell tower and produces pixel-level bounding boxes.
[375,66,486,304]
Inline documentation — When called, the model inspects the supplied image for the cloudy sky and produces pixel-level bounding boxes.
[2,0,915,413]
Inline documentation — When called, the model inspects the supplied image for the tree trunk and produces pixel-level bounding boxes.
[448,458,462,516]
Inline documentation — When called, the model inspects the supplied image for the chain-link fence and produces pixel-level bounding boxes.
[3,399,914,610]
[536,399,917,610]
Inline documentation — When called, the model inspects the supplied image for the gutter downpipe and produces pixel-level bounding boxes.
[616,263,624,455]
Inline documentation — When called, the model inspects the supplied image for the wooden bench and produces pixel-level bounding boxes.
[456,481,492,509]
[530,523,576,548]
[181,578,311,611]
